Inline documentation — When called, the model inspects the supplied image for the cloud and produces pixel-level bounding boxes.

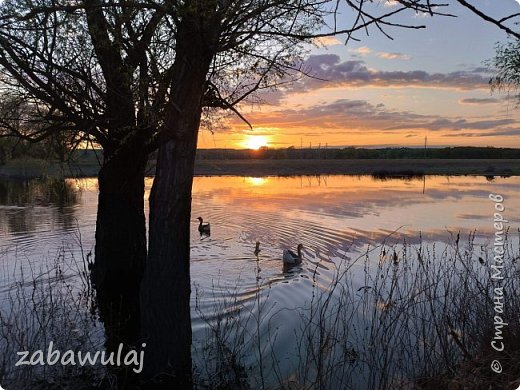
[313,36,343,47]
[470,67,493,74]
[351,46,372,55]
[443,128,520,137]
[377,52,412,60]
[227,98,519,137]
[388,117,517,131]
[227,98,421,132]
[384,0,399,7]
[459,97,500,105]
[294,54,490,91]
[255,89,286,105]
[350,47,412,60]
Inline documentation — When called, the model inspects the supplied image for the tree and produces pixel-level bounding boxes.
[488,39,520,101]
[138,0,452,387]
[0,0,460,388]
[0,95,76,162]
[454,0,520,101]
[0,0,174,304]
[0,4,177,387]
[456,0,520,40]
[0,0,307,292]
[0,1,316,386]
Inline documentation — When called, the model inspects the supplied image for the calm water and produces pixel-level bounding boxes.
[0,175,519,386]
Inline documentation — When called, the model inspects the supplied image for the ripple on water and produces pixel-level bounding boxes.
[2,175,520,386]
[189,197,362,340]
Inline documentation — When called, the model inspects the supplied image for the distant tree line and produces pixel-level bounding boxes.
[4,145,518,168]
[195,146,520,160]
[0,136,70,165]
[0,0,519,386]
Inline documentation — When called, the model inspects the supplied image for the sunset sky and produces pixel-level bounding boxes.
[197,0,520,150]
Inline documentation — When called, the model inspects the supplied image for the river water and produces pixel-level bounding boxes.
[0,174,519,388]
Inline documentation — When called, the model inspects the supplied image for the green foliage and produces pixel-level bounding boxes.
[0,136,70,165]
[490,40,520,99]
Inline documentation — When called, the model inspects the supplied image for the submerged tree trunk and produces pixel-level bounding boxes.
[94,141,148,292]
[93,129,148,388]
[141,8,219,387]
[141,137,198,388]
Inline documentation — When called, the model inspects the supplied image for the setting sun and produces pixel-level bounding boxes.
[242,135,269,150]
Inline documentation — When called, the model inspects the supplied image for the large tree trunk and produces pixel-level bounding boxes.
[93,130,148,389]
[141,137,198,388]
[94,143,147,292]
[140,8,219,387]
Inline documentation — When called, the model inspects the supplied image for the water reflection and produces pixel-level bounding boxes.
[188,174,520,327]
[0,178,81,235]
[0,178,94,291]
[245,177,269,186]
[370,170,424,181]
[1,174,519,292]
[0,177,80,206]
[0,174,519,387]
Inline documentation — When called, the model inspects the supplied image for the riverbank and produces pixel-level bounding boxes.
[1,158,520,179]
[193,158,520,177]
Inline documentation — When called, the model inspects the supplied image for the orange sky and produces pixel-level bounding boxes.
[197,1,520,150]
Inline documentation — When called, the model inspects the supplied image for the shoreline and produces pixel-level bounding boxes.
[1,158,519,179]
[192,159,520,177]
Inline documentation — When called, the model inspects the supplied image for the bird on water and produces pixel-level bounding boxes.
[197,217,210,235]
[283,244,303,265]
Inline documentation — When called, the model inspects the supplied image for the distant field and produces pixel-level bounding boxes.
[2,158,519,179]
[192,159,520,177]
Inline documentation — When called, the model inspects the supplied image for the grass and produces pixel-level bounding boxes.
[1,230,520,389]
[0,234,109,389]
[192,230,520,389]
[192,159,520,177]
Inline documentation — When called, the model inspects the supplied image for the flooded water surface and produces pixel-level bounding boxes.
[1,174,519,387]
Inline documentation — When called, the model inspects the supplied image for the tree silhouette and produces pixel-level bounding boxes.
[138,0,450,387]
[0,0,466,387]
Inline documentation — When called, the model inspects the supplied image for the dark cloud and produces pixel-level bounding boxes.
[228,97,519,137]
[263,98,426,129]
[285,54,490,92]
[389,118,517,131]
[459,97,500,105]
[469,67,494,74]
[256,89,286,105]
[443,128,520,137]
[491,128,520,136]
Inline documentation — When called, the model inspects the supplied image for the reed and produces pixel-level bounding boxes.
[193,229,520,389]
[0,237,108,389]
[1,229,519,389]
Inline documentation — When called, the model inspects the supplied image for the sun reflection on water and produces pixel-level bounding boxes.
[245,177,268,186]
